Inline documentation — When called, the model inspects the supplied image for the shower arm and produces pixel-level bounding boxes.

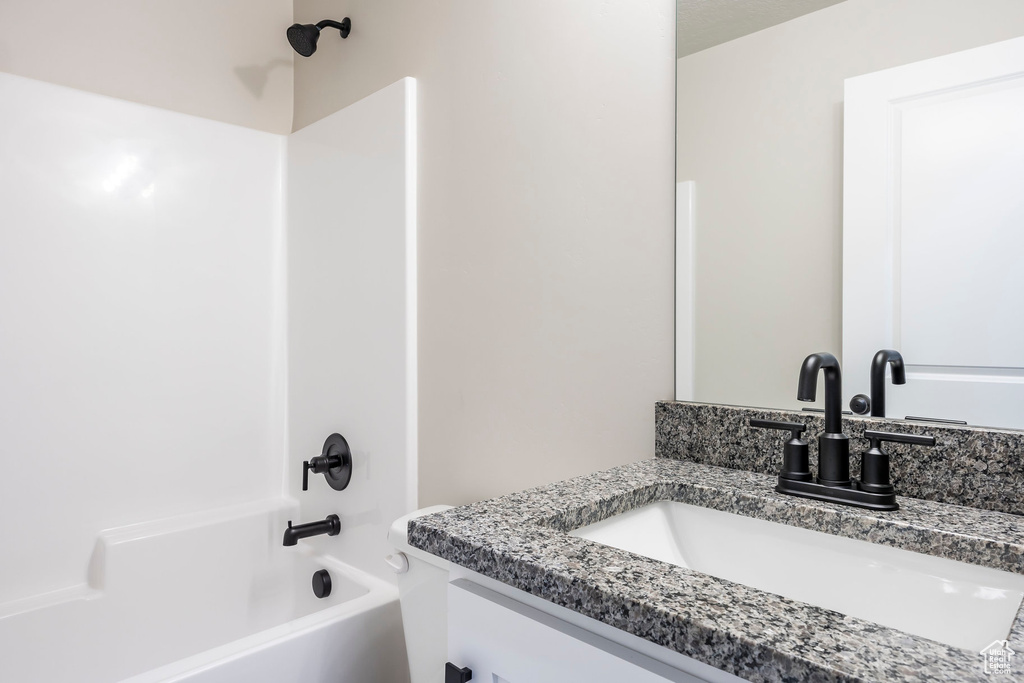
[315,19,348,32]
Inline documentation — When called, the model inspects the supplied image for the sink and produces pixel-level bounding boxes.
[569,501,1024,651]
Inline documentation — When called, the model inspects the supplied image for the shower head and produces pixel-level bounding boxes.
[287,18,351,57]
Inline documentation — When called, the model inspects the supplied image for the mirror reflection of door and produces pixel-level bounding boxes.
[843,36,1024,429]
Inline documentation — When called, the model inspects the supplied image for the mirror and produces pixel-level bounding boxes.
[675,0,1024,429]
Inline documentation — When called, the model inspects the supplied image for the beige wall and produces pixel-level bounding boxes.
[678,0,1024,411]
[0,0,293,133]
[294,0,677,505]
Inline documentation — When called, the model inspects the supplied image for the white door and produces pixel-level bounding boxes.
[843,36,1024,429]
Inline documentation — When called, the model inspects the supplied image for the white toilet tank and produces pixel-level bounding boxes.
[387,506,453,683]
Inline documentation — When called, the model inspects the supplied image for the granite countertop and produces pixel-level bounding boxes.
[408,458,1024,683]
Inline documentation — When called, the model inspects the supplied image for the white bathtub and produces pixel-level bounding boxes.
[0,499,410,683]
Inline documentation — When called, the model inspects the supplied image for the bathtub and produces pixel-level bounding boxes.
[0,499,410,683]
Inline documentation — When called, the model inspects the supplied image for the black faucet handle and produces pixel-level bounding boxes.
[750,419,806,439]
[751,419,812,483]
[858,430,934,495]
[302,456,335,491]
[301,433,354,492]
[863,430,935,448]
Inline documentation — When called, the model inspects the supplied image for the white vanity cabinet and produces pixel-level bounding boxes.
[446,578,722,683]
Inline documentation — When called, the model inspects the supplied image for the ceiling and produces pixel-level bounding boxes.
[677,0,848,57]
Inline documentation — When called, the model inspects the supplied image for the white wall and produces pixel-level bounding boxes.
[286,78,417,582]
[293,0,677,506]
[0,74,286,604]
[678,0,1024,410]
[0,0,294,134]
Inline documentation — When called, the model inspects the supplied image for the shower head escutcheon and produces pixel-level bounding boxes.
[287,18,351,57]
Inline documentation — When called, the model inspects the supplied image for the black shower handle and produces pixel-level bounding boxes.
[302,433,353,492]
[302,453,343,491]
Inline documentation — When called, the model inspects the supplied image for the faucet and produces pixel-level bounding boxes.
[869,349,906,417]
[849,350,906,417]
[282,514,341,547]
[796,352,850,487]
[750,351,935,511]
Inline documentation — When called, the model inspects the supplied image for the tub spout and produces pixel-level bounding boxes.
[282,514,341,547]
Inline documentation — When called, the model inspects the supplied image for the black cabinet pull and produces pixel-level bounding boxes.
[445,662,473,683]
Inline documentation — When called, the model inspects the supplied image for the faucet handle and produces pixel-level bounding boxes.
[863,430,935,448]
[750,419,806,439]
[302,454,339,491]
[750,419,811,483]
[301,433,353,492]
[857,430,934,494]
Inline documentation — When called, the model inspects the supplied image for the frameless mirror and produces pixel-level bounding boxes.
[675,0,1024,430]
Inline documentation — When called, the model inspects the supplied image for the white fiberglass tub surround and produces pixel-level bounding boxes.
[0,73,419,683]
[0,499,407,683]
[571,501,1024,652]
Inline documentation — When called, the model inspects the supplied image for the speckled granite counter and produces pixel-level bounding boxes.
[408,458,1024,683]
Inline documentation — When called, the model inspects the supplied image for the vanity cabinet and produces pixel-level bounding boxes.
[446,578,710,683]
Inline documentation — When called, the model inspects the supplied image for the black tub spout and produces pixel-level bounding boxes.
[282,514,341,547]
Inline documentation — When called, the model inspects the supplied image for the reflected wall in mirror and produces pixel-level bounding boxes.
[675,0,1024,428]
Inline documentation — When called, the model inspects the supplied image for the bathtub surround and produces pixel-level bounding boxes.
[286,78,418,584]
[409,458,1024,682]
[655,401,1024,515]
[0,72,417,680]
[0,72,286,606]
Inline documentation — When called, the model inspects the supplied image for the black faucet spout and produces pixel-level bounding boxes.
[869,350,906,417]
[797,352,851,486]
[282,514,341,547]
[797,352,842,434]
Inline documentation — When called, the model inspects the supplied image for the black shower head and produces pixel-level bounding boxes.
[287,18,351,57]
[286,24,319,57]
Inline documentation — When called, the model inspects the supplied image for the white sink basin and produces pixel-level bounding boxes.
[570,501,1024,651]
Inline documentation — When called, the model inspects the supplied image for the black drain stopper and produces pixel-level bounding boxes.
[312,569,332,599]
